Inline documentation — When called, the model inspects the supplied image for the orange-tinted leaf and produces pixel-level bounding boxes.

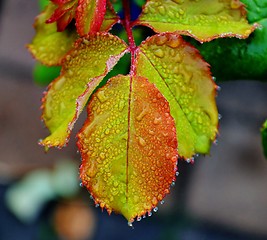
[40,33,128,148]
[78,75,178,222]
[135,33,218,159]
[76,0,107,36]
[46,0,78,32]
[137,0,256,42]
[28,3,78,66]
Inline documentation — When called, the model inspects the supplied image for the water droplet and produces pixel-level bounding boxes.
[54,77,66,90]
[148,212,152,217]
[153,117,162,124]
[137,216,142,221]
[128,221,133,227]
[216,85,221,91]
[171,181,175,187]
[153,207,158,212]
[97,90,107,103]
[160,200,165,205]
[158,6,166,15]
[176,171,180,176]
[218,114,222,120]
[136,108,148,121]
[95,204,99,208]
[214,139,218,145]
[155,35,168,46]
[153,48,164,58]
[138,137,146,147]
[118,100,125,111]
[79,182,83,187]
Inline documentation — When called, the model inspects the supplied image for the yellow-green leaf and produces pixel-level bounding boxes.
[28,3,78,66]
[135,33,218,159]
[137,0,256,42]
[40,33,128,148]
[78,75,178,222]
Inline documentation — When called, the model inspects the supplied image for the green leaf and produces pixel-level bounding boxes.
[40,33,128,148]
[241,0,267,23]
[78,75,178,222]
[137,0,256,42]
[135,33,218,159]
[261,120,267,159]
[28,3,78,66]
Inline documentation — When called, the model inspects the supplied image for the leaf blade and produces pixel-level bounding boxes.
[78,75,178,221]
[137,0,256,42]
[136,33,218,159]
[28,3,78,66]
[76,0,107,36]
[40,33,128,148]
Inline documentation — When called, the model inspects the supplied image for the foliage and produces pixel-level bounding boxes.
[29,0,258,224]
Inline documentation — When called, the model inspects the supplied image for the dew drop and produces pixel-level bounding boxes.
[148,212,152,217]
[137,216,142,222]
[218,114,222,120]
[95,204,99,208]
[176,171,180,176]
[153,207,158,212]
[153,48,165,58]
[160,200,165,205]
[153,117,162,124]
[79,182,83,187]
[216,85,221,91]
[171,181,175,187]
[138,137,146,147]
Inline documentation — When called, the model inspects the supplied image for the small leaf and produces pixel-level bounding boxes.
[46,0,78,32]
[76,0,107,36]
[261,120,267,159]
[78,75,178,222]
[135,33,218,158]
[40,33,128,148]
[28,3,78,66]
[100,0,119,32]
[137,0,257,42]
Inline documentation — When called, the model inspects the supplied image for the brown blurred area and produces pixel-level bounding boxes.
[0,0,267,240]
[0,0,79,180]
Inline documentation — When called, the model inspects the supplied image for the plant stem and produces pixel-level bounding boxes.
[122,0,136,75]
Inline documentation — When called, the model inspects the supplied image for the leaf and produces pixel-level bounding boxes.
[78,75,178,222]
[136,0,257,42]
[241,0,267,23]
[76,0,107,36]
[46,0,78,32]
[28,3,78,66]
[192,19,267,81]
[40,33,128,148]
[100,0,119,32]
[191,0,267,81]
[135,33,218,159]
[261,120,267,159]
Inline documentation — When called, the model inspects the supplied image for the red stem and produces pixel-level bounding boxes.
[122,0,136,75]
